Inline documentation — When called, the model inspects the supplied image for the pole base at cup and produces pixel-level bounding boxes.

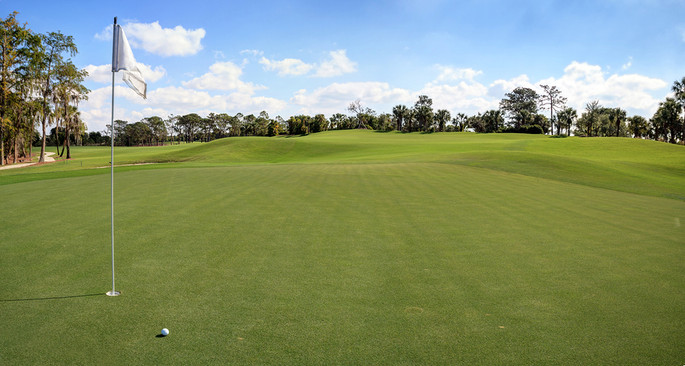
[106,290,121,296]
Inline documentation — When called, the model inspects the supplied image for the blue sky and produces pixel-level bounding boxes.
[5,0,684,132]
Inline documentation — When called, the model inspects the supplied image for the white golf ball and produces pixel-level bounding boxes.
[161,328,169,336]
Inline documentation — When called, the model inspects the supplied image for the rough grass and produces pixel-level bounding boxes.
[1,131,683,365]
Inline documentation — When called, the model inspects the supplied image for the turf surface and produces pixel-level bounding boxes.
[1,131,683,364]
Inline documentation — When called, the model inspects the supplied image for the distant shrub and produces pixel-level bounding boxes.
[500,125,544,134]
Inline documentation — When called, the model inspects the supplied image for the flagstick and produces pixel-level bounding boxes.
[107,16,120,297]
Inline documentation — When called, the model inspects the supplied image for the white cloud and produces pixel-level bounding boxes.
[420,82,496,114]
[409,67,500,114]
[290,82,411,115]
[259,57,314,76]
[83,85,144,110]
[435,66,483,82]
[260,50,358,78]
[487,74,534,98]
[538,61,667,115]
[621,56,633,70]
[182,61,265,94]
[94,24,113,41]
[214,50,226,60]
[408,61,668,117]
[128,85,284,113]
[122,21,205,57]
[85,63,166,84]
[80,84,286,133]
[79,84,150,132]
[84,64,113,84]
[240,49,263,57]
[314,50,357,78]
[136,64,167,82]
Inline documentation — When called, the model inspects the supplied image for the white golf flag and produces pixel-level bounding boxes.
[112,24,146,99]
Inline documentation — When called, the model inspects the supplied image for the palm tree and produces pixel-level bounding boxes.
[414,95,433,132]
[556,107,577,136]
[404,109,415,132]
[580,101,601,136]
[52,60,88,158]
[434,109,451,132]
[608,108,627,137]
[73,111,86,146]
[452,113,468,132]
[481,109,503,132]
[627,116,649,139]
[651,98,680,143]
[672,77,685,142]
[62,106,83,158]
[392,104,407,132]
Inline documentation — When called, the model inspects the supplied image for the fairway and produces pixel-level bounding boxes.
[1,131,684,365]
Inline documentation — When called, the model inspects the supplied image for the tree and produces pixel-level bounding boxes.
[434,109,451,132]
[144,116,166,145]
[267,119,279,136]
[576,100,601,136]
[348,99,374,129]
[208,112,230,138]
[230,113,243,137]
[556,107,577,136]
[651,98,681,144]
[671,77,685,142]
[255,110,271,136]
[607,107,627,138]
[413,95,433,131]
[499,87,539,128]
[404,108,416,132]
[198,116,214,141]
[287,115,311,135]
[111,119,128,145]
[375,113,393,131]
[392,104,408,132]
[242,114,256,136]
[627,115,649,139]
[482,109,504,132]
[8,46,43,163]
[0,11,32,165]
[35,31,77,162]
[451,113,468,132]
[177,113,202,142]
[467,113,485,133]
[166,115,179,143]
[310,114,328,133]
[125,121,152,145]
[52,59,88,158]
[538,85,567,135]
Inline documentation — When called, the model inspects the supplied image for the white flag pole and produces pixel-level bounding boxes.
[107,16,120,297]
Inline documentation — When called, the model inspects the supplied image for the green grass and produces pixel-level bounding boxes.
[1,131,683,365]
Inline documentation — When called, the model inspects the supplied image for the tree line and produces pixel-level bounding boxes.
[105,78,685,147]
[0,12,90,165]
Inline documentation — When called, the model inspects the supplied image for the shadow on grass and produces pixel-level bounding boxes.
[0,293,103,302]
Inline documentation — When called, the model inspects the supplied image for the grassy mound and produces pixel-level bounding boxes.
[3,131,683,199]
